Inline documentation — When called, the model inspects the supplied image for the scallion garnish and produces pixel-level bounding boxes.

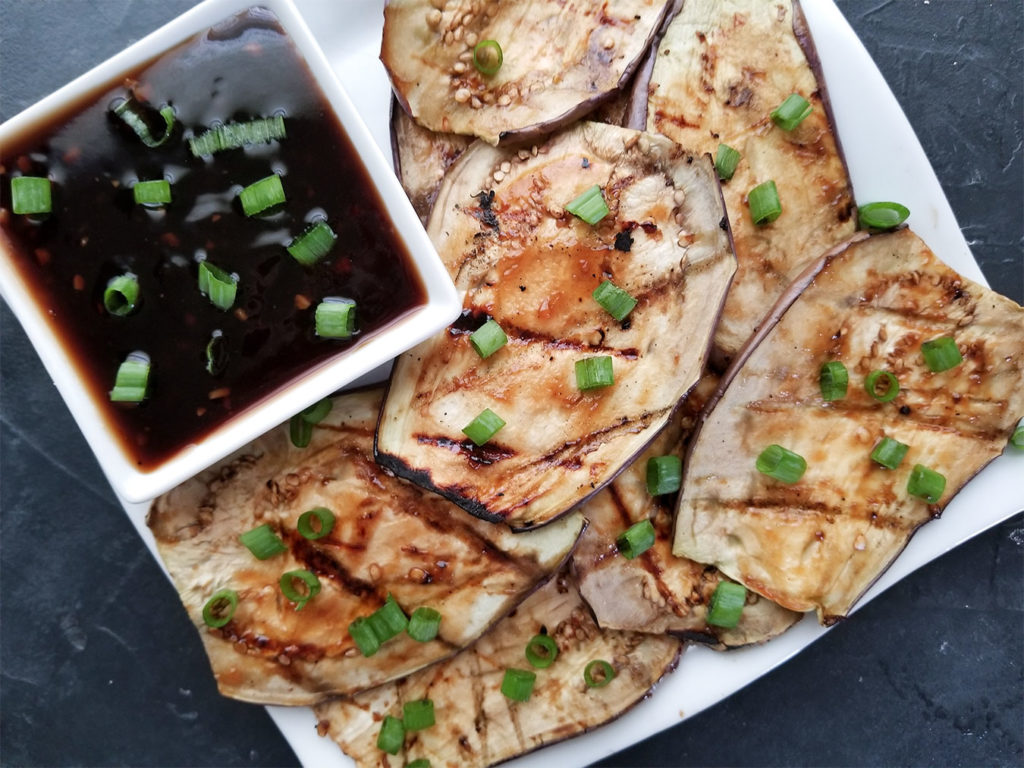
[112,98,176,147]
[593,280,637,322]
[858,201,910,230]
[403,699,435,731]
[348,617,381,657]
[407,607,442,643]
[376,715,405,755]
[1012,424,1024,449]
[646,455,682,495]
[500,668,536,702]
[368,595,408,643]
[239,174,286,216]
[565,184,610,226]
[756,444,806,484]
[297,506,335,540]
[472,39,503,75]
[583,659,615,688]
[205,330,227,376]
[462,408,506,446]
[748,180,782,225]
[921,336,962,372]
[198,261,238,311]
[715,143,741,181]
[239,523,287,560]
[770,93,812,131]
[315,297,357,339]
[470,318,508,359]
[201,588,238,629]
[907,464,946,504]
[707,581,747,628]
[103,273,140,316]
[870,436,909,470]
[189,115,287,157]
[109,351,150,403]
[616,519,656,560]
[11,176,52,215]
[133,179,171,207]
[575,355,614,391]
[525,634,558,669]
[864,369,900,402]
[300,398,333,424]
[407,760,431,768]
[287,221,337,266]
[289,416,313,448]
[819,360,849,401]
[279,569,321,610]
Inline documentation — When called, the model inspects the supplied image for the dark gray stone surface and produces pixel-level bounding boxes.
[0,1,1020,766]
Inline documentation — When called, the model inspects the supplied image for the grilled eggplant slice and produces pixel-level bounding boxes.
[315,570,682,767]
[147,389,584,705]
[376,121,735,530]
[647,0,856,362]
[381,0,673,145]
[673,229,1024,623]
[573,374,800,646]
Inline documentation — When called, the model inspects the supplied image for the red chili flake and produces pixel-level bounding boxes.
[34,248,52,266]
[72,274,85,291]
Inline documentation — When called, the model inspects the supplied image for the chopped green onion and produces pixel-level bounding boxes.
[189,115,287,157]
[133,179,171,206]
[198,261,238,311]
[315,297,357,339]
[109,351,150,403]
[289,415,314,448]
[907,464,946,504]
[348,617,381,657]
[525,634,559,669]
[205,330,227,375]
[715,143,741,181]
[201,589,238,629]
[239,523,287,560]
[112,98,175,147]
[301,398,333,424]
[616,519,656,560]
[472,39,503,75]
[756,444,806,484]
[279,569,321,610]
[403,699,435,731]
[858,201,910,230]
[819,360,849,401]
[500,668,536,702]
[593,280,637,322]
[864,370,900,403]
[748,180,782,225]
[565,184,610,226]
[707,581,747,628]
[646,455,682,496]
[287,221,337,266]
[297,506,335,540]
[406,760,431,768]
[103,273,140,316]
[870,436,909,470]
[575,355,614,391]
[376,715,405,755]
[470,318,508,359]
[11,176,52,215]
[462,408,505,446]
[368,595,408,642]
[239,174,285,216]
[921,336,962,373]
[1011,425,1024,449]
[770,93,812,131]
[407,607,442,643]
[583,659,615,688]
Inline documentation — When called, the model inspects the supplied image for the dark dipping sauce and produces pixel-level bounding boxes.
[0,8,425,470]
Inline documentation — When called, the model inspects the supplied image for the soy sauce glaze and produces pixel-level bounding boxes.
[0,8,425,469]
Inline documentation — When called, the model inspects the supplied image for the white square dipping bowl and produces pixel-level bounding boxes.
[0,0,460,503]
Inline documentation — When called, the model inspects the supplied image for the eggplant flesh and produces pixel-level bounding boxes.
[573,374,801,647]
[673,229,1024,623]
[376,121,735,531]
[647,0,856,362]
[315,570,682,768]
[147,389,583,705]
[382,0,672,145]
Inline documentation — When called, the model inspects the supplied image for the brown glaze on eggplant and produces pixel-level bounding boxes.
[147,389,584,705]
[314,569,682,767]
[673,229,1024,623]
[376,121,735,530]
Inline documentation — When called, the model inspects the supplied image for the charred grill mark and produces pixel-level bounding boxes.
[414,434,517,467]
[287,532,381,600]
[471,189,499,230]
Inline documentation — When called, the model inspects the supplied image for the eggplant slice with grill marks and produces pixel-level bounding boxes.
[673,229,1024,623]
[573,374,801,646]
[375,121,735,531]
[647,0,856,363]
[381,0,673,145]
[315,569,682,768]
[147,389,584,706]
